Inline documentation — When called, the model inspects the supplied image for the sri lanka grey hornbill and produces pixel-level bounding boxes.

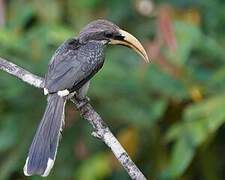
[23,19,149,177]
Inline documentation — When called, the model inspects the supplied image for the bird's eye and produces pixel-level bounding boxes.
[105,32,113,38]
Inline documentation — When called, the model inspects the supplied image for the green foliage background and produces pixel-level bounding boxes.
[0,0,225,179]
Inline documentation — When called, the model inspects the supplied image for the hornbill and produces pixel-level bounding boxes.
[23,19,149,177]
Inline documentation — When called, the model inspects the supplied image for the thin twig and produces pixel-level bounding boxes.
[0,57,147,180]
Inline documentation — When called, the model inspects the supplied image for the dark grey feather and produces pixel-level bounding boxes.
[24,22,113,176]
[24,94,66,176]
[45,39,105,93]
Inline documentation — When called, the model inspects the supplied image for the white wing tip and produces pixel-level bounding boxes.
[57,89,69,97]
[44,88,49,95]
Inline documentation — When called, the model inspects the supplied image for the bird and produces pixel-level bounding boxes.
[23,19,149,177]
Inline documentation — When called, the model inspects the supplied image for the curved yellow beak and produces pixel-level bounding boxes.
[109,29,149,63]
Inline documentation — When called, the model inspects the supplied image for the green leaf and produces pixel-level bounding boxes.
[160,137,195,179]
[0,117,18,152]
[170,21,201,65]
[75,153,110,180]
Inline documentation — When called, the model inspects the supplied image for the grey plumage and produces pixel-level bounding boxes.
[24,19,137,177]
[45,38,105,93]
[24,36,106,177]
[24,94,66,176]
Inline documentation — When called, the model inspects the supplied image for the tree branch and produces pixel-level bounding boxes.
[0,57,147,180]
[0,57,44,88]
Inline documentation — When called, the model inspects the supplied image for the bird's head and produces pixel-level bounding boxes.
[79,19,149,63]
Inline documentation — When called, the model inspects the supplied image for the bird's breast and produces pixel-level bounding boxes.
[78,41,105,73]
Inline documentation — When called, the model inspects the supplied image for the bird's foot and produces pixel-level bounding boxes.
[66,91,76,100]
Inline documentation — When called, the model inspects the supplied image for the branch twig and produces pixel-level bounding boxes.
[0,57,147,180]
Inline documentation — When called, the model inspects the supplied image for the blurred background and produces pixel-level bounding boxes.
[0,0,225,179]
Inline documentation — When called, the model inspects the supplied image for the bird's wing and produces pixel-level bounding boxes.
[45,39,104,93]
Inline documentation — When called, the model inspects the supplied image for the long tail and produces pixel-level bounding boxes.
[24,94,66,177]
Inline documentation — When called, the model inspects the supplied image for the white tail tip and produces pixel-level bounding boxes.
[23,157,54,177]
[23,157,31,176]
[42,158,54,177]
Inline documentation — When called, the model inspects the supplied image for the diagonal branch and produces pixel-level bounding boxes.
[0,57,147,180]
[0,57,44,88]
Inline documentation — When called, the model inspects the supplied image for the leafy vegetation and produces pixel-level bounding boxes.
[0,0,225,179]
